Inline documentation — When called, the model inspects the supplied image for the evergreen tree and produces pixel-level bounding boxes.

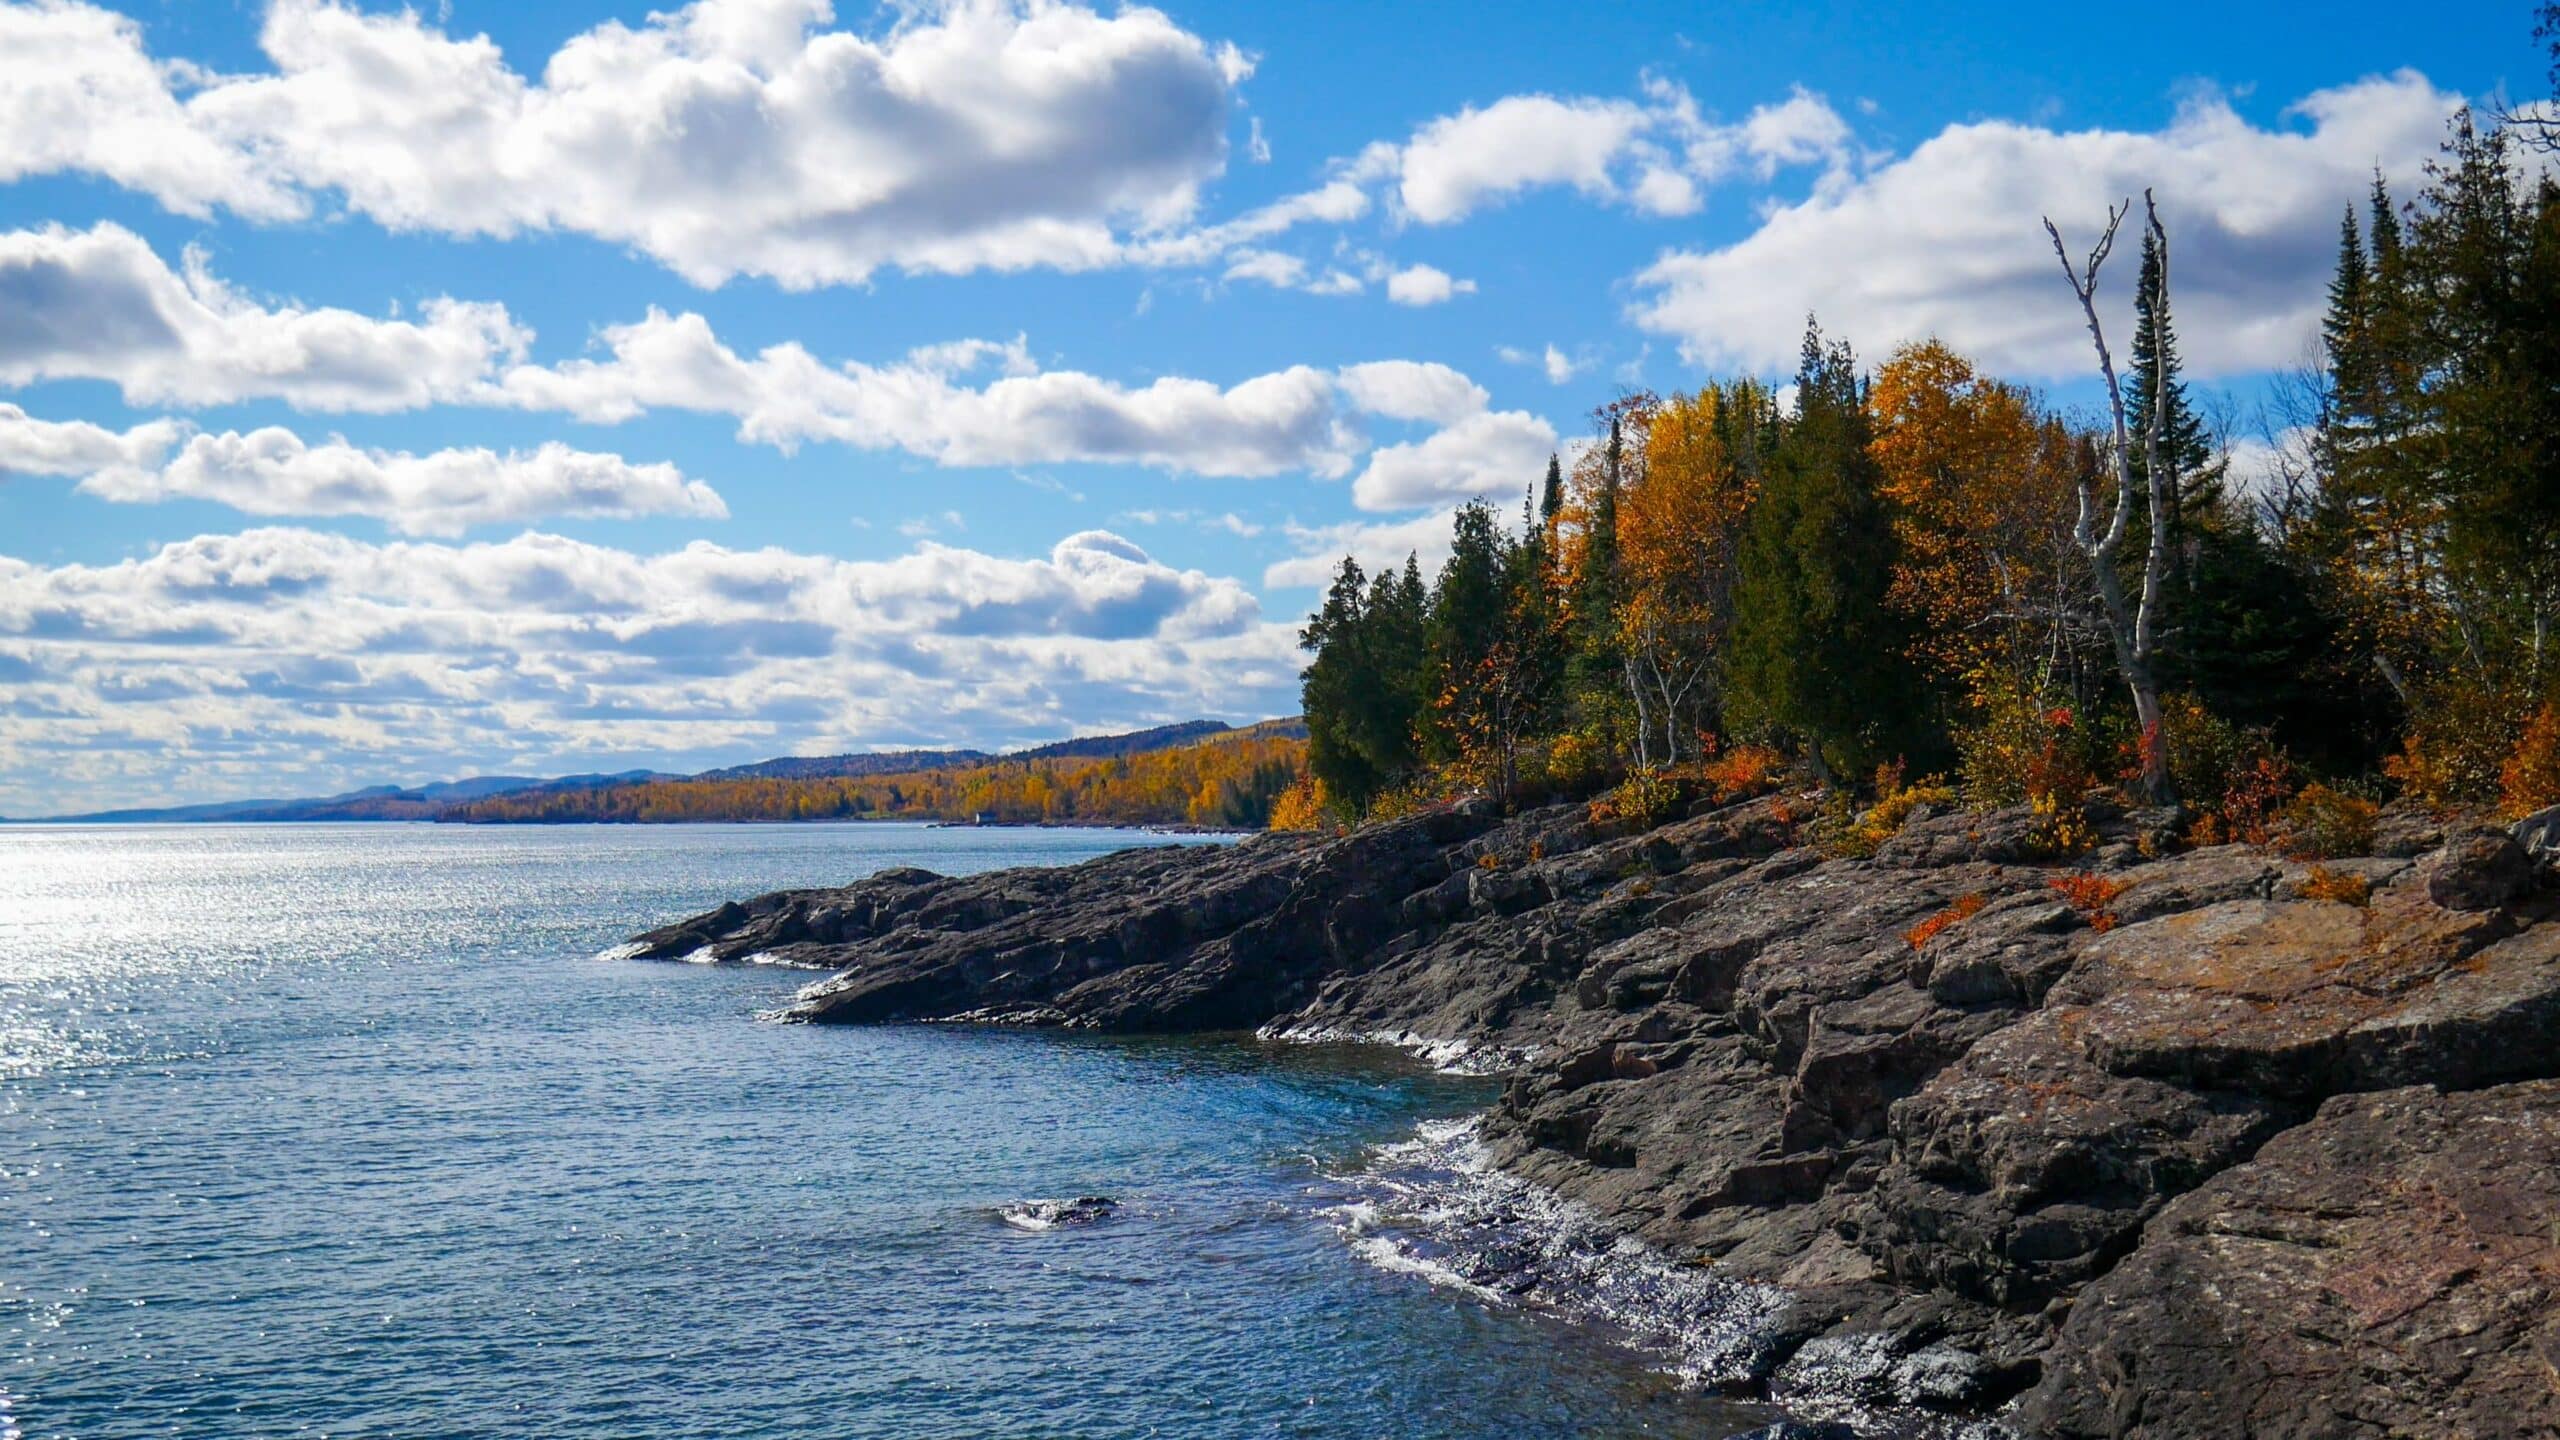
[1423,502,1514,762]
[2125,226,2224,532]
[1725,322,1924,782]
[1539,453,1565,532]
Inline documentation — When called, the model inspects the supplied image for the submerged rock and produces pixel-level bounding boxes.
[632,794,2560,1436]
[999,1196,1117,1231]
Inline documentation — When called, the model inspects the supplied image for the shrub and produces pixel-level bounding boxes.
[2386,678,2527,812]
[1822,761,1958,858]
[2047,871,2128,932]
[2276,783,2380,859]
[1266,775,1328,832]
[1956,675,2095,811]
[2298,864,2372,906]
[2499,704,2560,821]
[1606,766,1681,829]
[1700,743,1788,803]
[1904,892,1988,949]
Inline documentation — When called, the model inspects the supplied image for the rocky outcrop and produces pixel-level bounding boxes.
[629,796,2560,1436]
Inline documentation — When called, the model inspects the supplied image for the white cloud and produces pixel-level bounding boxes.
[78,430,726,537]
[0,403,183,477]
[0,0,303,221]
[1383,263,1476,306]
[1386,79,1853,224]
[1349,410,1557,512]
[1333,361,1488,426]
[3,0,1248,289]
[1630,72,2469,378]
[0,222,527,411]
[497,308,1367,477]
[0,525,1302,813]
[1267,508,1463,588]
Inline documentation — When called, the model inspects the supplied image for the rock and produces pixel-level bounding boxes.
[2514,801,2560,861]
[999,1195,1117,1230]
[2017,1081,2560,1440]
[2419,826,2534,909]
[1727,1423,1859,1440]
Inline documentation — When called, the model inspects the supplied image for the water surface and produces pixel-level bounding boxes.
[1,822,1768,1438]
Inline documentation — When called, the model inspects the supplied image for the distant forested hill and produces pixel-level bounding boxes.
[442,721,1306,827]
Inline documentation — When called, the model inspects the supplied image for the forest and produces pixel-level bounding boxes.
[446,722,1306,827]
[1285,99,2560,854]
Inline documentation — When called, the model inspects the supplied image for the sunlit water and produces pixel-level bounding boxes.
[1,823,1774,1439]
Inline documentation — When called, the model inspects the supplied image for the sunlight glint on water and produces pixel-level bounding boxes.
[0,823,1765,1439]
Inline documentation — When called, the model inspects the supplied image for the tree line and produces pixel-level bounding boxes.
[447,726,1305,828]
[1292,97,2560,847]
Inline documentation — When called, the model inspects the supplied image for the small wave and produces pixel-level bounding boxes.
[998,1196,1116,1231]
[589,941,647,962]
[1327,1118,1794,1389]
[1257,1022,1531,1075]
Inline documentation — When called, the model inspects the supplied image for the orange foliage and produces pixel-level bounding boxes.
[1905,892,1988,949]
[2299,864,2373,906]
[2047,871,2129,932]
[2499,704,2560,820]
[1700,743,1788,802]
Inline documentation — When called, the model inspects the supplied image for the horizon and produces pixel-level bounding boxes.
[0,0,2549,814]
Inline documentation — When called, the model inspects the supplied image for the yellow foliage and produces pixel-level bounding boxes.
[2498,704,2560,820]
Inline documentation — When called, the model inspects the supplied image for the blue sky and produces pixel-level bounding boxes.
[0,0,2545,813]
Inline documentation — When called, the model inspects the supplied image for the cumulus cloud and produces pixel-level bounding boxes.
[1332,361,1489,426]
[79,431,727,537]
[1349,410,1558,512]
[2,225,1526,482]
[0,403,183,477]
[0,526,1299,813]
[1266,508,1465,588]
[2,0,1249,289]
[0,222,527,411]
[497,308,1365,477]
[1384,78,1854,224]
[1383,263,1476,306]
[1630,72,2469,378]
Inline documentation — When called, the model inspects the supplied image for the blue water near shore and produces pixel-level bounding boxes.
[0,823,1769,1439]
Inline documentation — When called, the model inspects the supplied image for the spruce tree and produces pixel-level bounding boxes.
[1724,323,1921,783]
[2125,226,2223,532]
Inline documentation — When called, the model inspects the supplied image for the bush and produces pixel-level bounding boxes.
[2499,704,2560,821]
[1820,761,1957,858]
[2047,871,2128,932]
[1699,743,1789,803]
[2298,864,2372,906]
[2276,782,2380,859]
[2386,678,2527,812]
[1600,766,1681,829]
[1956,674,2095,812]
[1266,775,1329,832]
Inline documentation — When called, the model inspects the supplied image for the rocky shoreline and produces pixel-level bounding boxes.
[626,792,2560,1438]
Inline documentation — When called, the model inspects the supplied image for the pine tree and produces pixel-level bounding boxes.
[1725,322,1923,782]
[2125,226,2223,533]
[1539,453,1565,532]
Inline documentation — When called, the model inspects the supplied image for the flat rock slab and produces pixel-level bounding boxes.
[2018,1080,2560,1440]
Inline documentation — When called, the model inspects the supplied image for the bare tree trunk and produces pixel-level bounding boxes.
[2045,191,2177,803]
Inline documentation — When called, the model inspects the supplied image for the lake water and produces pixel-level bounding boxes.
[0,823,1774,1439]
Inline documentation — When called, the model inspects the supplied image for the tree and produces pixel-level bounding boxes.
[2124,225,2225,539]
[1726,322,1919,782]
[1615,383,1761,765]
[2043,193,2179,801]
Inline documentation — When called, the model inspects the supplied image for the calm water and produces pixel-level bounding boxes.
[0,823,1767,1439]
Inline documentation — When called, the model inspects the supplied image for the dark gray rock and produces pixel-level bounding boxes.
[632,792,2560,1437]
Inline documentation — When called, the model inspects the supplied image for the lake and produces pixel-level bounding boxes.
[0,822,1768,1438]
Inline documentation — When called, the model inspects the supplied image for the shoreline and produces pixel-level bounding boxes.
[622,790,2560,1438]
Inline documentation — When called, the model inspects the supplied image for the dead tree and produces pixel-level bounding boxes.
[2044,190,2175,803]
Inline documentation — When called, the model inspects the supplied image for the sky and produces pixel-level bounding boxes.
[0,0,2547,814]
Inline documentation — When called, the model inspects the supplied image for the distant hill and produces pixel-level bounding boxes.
[22,720,1302,824]
[442,721,1307,828]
